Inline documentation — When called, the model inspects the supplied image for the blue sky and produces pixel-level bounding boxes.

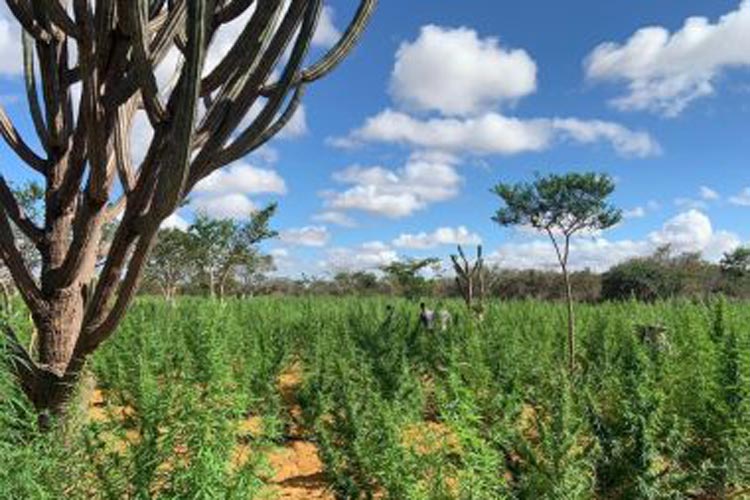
[2,1,750,277]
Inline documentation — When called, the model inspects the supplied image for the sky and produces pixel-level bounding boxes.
[2,1,750,277]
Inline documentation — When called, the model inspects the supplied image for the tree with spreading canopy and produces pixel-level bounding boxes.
[188,204,277,298]
[381,257,440,300]
[144,205,277,300]
[492,172,622,370]
[0,0,376,422]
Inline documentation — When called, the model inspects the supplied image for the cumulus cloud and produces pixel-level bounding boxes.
[585,1,750,116]
[195,163,287,196]
[332,23,660,159]
[674,186,721,210]
[392,226,482,249]
[0,9,21,76]
[322,241,398,271]
[335,109,660,158]
[623,206,647,219]
[189,163,286,219]
[161,212,190,231]
[280,226,331,247]
[700,186,720,201]
[312,211,358,227]
[313,5,342,47]
[648,209,738,257]
[729,187,750,206]
[322,158,462,218]
[491,209,740,271]
[192,193,257,219]
[390,25,537,116]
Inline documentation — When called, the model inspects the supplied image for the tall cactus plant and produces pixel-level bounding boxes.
[451,244,486,317]
[0,0,376,421]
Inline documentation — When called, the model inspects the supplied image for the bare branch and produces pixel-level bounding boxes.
[0,209,44,311]
[0,176,44,245]
[22,31,51,154]
[0,106,48,174]
[214,0,256,25]
[215,0,321,166]
[6,0,51,42]
[123,0,169,125]
[48,1,81,39]
[261,0,377,95]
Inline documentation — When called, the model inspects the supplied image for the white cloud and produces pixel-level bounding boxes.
[336,109,660,158]
[585,1,750,116]
[623,206,647,219]
[393,226,482,249]
[280,226,331,247]
[312,211,358,227]
[489,238,651,272]
[313,5,342,48]
[276,104,308,138]
[491,209,739,271]
[390,25,537,116]
[195,163,287,195]
[322,241,398,271]
[161,213,190,231]
[700,186,720,201]
[192,193,256,219]
[729,187,750,206]
[674,197,709,210]
[323,158,462,218]
[270,248,290,259]
[189,163,286,220]
[649,209,722,254]
[674,186,721,210]
[0,11,21,76]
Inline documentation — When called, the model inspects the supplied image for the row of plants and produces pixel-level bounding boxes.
[2,297,749,498]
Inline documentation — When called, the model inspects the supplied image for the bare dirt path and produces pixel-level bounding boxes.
[260,362,333,500]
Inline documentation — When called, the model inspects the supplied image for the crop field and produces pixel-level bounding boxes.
[1,297,749,499]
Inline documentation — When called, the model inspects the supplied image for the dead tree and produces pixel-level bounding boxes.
[0,0,376,420]
[451,245,486,317]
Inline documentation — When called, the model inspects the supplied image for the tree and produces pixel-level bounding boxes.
[333,271,379,295]
[602,257,679,302]
[143,228,194,302]
[493,172,622,370]
[451,245,486,316]
[381,258,440,300]
[0,1,376,421]
[189,204,277,299]
[719,246,750,297]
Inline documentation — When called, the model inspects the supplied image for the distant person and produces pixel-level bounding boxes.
[419,302,435,330]
[439,309,452,331]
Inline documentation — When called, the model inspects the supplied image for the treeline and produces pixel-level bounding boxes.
[248,245,750,302]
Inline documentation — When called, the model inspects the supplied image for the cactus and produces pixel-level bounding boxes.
[0,0,376,419]
[451,245,486,316]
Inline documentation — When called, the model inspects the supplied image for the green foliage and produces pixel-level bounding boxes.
[492,172,622,236]
[2,297,750,498]
[602,256,680,302]
[602,246,721,301]
[381,257,441,300]
[144,205,278,298]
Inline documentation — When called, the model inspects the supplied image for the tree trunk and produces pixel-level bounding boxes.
[209,270,216,299]
[29,285,87,418]
[562,267,576,372]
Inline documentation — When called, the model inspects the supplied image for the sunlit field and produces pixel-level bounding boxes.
[2,297,748,499]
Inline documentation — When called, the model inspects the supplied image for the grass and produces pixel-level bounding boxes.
[1,296,749,499]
